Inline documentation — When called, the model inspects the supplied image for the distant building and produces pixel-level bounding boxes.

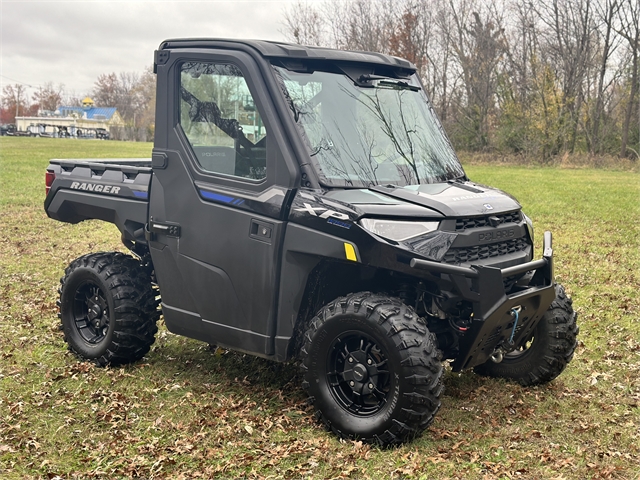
[15,97,124,137]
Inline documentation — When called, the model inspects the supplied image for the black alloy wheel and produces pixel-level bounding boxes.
[72,282,110,345]
[327,331,391,416]
[59,252,160,366]
[301,292,444,446]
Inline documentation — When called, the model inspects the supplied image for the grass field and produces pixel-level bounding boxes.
[1,136,639,479]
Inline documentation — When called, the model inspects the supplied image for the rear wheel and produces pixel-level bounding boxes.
[58,252,160,366]
[301,292,443,446]
[474,284,578,386]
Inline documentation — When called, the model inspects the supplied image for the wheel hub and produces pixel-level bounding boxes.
[73,283,109,344]
[88,303,102,320]
[327,332,391,416]
[352,363,368,382]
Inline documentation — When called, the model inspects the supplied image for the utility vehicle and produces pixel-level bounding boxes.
[44,39,578,446]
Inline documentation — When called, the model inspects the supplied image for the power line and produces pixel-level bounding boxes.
[0,74,39,88]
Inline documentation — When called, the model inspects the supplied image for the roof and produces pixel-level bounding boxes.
[159,38,416,72]
[56,106,118,120]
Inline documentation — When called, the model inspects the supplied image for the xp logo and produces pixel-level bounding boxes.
[295,203,350,221]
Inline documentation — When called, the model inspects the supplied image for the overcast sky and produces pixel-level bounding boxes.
[1,0,300,99]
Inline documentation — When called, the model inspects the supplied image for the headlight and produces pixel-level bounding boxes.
[359,219,439,242]
[523,212,534,243]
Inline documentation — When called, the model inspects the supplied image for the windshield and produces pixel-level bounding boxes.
[273,65,465,188]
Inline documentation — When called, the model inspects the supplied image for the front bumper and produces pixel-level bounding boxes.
[410,231,556,371]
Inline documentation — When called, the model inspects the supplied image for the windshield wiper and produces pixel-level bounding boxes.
[376,80,420,92]
[357,74,388,84]
[356,74,419,91]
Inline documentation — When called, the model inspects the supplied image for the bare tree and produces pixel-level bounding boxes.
[92,71,147,140]
[92,73,120,108]
[117,71,142,123]
[62,94,87,107]
[494,0,540,154]
[389,4,425,68]
[1,84,29,122]
[536,0,599,153]
[132,68,156,141]
[323,0,397,52]
[584,0,622,155]
[32,82,64,112]
[616,0,640,158]
[281,0,326,46]
[281,0,637,159]
[449,0,508,149]
[431,0,460,123]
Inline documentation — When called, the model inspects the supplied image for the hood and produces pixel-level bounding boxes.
[366,182,521,217]
[324,181,521,218]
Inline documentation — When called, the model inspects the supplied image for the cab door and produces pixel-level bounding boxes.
[148,49,297,356]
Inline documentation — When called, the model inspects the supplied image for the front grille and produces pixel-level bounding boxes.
[443,238,529,264]
[455,211,521,231]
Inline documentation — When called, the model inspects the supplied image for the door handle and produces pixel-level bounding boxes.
[250,219,273,244]
[146,219,181,240]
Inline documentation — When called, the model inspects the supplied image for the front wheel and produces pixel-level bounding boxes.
[58,252,160,367]
[300,292,443,446]
[474,284,578,386]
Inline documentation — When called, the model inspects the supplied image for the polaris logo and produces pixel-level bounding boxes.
[479,229,515,241]
[70,182,121,195]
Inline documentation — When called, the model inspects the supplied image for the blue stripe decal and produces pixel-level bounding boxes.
[132,190,149,199]
[199,190,234,203]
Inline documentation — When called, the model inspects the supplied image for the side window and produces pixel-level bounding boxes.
[180,62,267,180]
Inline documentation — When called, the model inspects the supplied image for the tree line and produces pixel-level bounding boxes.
[2,0,637,157]
[283,0,639,160]
[1,69,156,141]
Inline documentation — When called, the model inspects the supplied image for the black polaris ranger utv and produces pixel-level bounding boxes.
[44,39,578,446]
